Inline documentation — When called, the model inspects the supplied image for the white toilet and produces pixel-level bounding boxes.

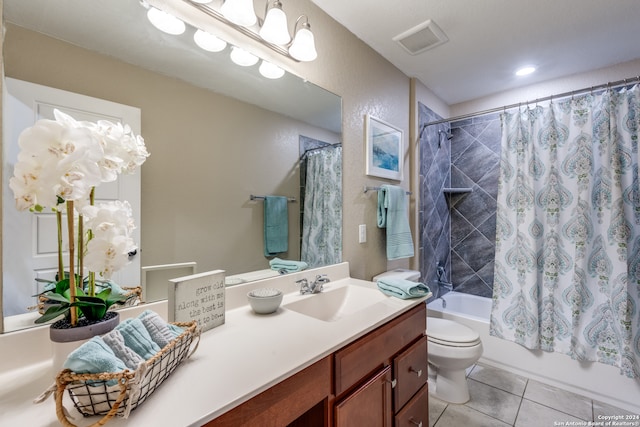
[427,317,482,404]
[373,269,483,404]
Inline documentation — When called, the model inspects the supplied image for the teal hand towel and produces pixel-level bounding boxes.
[139,310,175,348]
[377,185,415,260]
[264,196,289,256]
[102,329,145,370]
[377,278,431,300]
[269,257,308,272]
[168,324,185,337]
[64,336,127,385]
[116,318,161,360]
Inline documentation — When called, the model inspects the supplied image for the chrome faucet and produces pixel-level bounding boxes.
[296,274,330,294]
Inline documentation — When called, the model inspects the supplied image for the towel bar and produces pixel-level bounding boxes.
[363,186,411,195]
[250,194,297,203]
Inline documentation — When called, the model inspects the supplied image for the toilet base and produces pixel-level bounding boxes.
[431,367,470,404]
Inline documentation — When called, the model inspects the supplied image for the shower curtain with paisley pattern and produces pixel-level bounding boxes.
[490,85,640,378]
[301,145,342,267]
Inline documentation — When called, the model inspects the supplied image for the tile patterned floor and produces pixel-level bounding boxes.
[429,363,639,427]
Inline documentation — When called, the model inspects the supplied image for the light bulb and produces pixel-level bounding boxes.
[289,23,317,62]
[221,0,257,27]
[194,29,227,52]
[259,2,291,46]
[230,46,259,66]
[259,60,285,79]
[147,7,186,35]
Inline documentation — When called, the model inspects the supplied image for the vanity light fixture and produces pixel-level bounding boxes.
[230,46,259,66]
[186,0,318,62]
[259,60,285,79]
[289,15,317,62]
[259,1,291,46]
[220,0,257,27]
[193,29,227,52]
[146,6,186,35]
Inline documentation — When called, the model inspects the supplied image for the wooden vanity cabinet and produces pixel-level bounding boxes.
[206,303,427,427]
[333,304,428,427]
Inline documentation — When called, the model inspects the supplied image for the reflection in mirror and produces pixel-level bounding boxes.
[2,0,342,332]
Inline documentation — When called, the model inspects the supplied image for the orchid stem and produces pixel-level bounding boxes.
[66,200,77,326]
[56,210,64,282]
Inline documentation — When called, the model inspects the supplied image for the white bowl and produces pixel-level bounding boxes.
[247,288,283,314]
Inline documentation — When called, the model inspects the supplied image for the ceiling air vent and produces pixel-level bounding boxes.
[393,19,448,55]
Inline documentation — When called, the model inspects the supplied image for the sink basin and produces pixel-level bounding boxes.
[284,284,387,322]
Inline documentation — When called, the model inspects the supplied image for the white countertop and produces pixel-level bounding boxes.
[0,263,428,426]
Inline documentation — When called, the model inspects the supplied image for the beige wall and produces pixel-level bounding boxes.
[3,24,339,278]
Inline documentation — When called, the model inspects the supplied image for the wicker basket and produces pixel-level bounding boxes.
[52,321,200,427]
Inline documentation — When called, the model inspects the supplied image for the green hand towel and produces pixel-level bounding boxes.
[264,196,289,256]
[376,278,431,300]
[377,185,415,260]
[269,257,308,272]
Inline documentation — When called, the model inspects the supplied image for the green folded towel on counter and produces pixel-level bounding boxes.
[376,278,431,299]
[269,257,308,272]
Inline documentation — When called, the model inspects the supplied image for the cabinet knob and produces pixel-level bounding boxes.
[409,367,423,377]
[409,418,423,427]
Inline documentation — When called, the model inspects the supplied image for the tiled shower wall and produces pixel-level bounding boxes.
[418,103,451,295]
[419,103,502,298]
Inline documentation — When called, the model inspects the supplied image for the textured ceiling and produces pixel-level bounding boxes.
[310,0,640,105]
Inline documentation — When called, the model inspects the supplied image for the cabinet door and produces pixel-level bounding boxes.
[334,365,393,427]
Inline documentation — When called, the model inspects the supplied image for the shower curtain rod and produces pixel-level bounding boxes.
[299,142,342,160]
[420,75,640,129]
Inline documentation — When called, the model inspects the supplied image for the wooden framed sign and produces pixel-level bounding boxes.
[168,270,225,332]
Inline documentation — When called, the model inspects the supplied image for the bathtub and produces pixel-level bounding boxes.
[426,292,640,414]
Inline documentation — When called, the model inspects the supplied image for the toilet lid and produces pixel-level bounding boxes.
[427,317,480,344]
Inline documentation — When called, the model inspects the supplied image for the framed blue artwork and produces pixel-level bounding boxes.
[365,114,403,181]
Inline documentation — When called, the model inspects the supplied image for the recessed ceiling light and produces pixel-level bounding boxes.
[515,66,536,76]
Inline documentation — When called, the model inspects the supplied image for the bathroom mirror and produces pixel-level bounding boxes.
[1,0,342,332]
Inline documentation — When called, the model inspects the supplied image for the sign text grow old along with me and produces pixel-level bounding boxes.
[168,270,225,332]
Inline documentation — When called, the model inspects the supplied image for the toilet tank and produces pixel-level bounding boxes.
[372,268,421,282]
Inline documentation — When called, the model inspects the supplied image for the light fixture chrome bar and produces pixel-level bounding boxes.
[181,0,299,62]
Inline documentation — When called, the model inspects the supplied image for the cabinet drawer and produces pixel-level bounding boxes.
[334,304,426,396]
[394,336,427,411]
[394,384,429,427]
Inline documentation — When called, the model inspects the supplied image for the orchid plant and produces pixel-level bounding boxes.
[9,109,149,326]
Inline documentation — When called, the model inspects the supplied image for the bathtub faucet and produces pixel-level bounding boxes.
[437,296,447,309]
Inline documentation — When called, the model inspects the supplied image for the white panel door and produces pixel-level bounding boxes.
[3,78,142,315]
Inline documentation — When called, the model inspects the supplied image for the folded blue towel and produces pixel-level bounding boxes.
[102,329,145,370]
[264,196,289,256]
[139,310,175,348]
[64,336,127,385]
[115,318,161,360]
[168,323,185,337]
[376,278,431,299]
[377,185,414,260]
[269,257,308,273]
